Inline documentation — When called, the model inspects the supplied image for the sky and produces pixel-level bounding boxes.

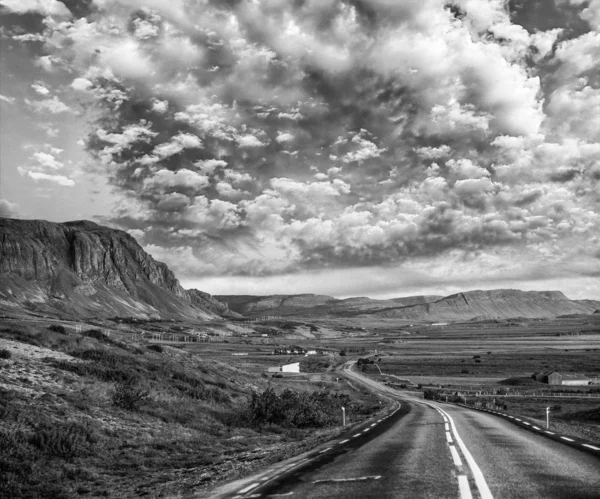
[0,0,599,300]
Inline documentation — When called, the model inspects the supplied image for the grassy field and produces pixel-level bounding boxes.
[0,319,382,499]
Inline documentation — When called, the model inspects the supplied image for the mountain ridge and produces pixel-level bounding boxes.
[0,217,237,320]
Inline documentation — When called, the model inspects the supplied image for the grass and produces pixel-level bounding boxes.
[0,319,378,498]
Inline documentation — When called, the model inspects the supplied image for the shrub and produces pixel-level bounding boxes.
[112,378,149,411]
[0,349,11,360]
[47,324,66,334]
[147,344,163,353]
[28,421,97,458]
[247,388,351,428]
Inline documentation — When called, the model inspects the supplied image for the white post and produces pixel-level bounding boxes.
[546,406,550,429]
[342,407,346,426]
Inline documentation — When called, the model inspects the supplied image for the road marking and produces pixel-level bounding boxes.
[515,419,522,422]
[238,483,259,494]
[339,439,349,444]
[583,444,600,450]
[458,475,473,499]
[532,426,541,430]
[523,422,530,426]
[370,423,377,427]
[449,444,463,466]
[446,431,453,444]
[267,493,294,497]
[352,433,361,437]
[561,437,574,442]
[319,447,332,454]
[434,405,494,499]
[445,423,450,431]
[313,475,381,484]
[545,431,555,435]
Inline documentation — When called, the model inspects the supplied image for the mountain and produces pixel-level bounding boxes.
[366,289,600,321]
[0,218,236,320]
[216,293,442,317]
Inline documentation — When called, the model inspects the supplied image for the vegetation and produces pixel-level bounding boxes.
[47,324,66,334]
[247,388,351,428]
[0,349,11,359]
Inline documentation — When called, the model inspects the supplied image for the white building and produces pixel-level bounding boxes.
[267,362,300,373]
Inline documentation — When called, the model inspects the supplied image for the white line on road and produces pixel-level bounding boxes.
[445,423,450,431]
[446,431,453,443]
[238,482,259,494]
[313,475,381,484]
[370,423,377,427]
[545,431,555,435]
[449,444,463,466]
[319,447,332,454]
[583,444,600,450]
[267,493,294,497]
[561,437,574,442]
[458,475,473,499]
[532,426,540,430]
[352,433,361,437]
[523,422,530,426]
[339,439,349,444]
[434,405,494,499]
[515,419,522,422]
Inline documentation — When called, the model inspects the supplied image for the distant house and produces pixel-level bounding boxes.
[267,362,300,373]
[533,371,590,385]
[305,350,317,355]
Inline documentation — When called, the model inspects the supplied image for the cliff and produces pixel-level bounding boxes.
[0,218,232,320]
[368,289,600,321]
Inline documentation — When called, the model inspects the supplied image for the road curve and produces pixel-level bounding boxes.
[216,362,600,499]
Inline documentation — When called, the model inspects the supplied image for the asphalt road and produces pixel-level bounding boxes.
[222,363,600,499]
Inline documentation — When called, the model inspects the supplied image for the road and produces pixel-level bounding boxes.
[219,362,600,499]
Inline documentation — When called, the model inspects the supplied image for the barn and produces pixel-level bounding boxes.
[534,371,590,385]
[267,362,300,373]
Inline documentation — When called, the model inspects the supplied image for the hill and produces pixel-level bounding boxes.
[216,294,442,317]
[366,289,600,321]
[0,218,237,320]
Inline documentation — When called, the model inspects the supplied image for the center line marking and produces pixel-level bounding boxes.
[545,431,555,435]
[313,475,381,484]
[449,444,463,466]
[446,432,453,444]
[339,439,349,444]
[458,475,473,499]
[445,423,450,431]
[431,404,494,499]
[561,437,574,442]
[583,444,600,450]
[319,447,332,454]
[523,422,530,426]
[352,433,361,437]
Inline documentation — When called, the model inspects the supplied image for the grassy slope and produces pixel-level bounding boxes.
[0,321,380,499]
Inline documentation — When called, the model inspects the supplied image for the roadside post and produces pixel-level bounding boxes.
[342,406,346,426]
[546,406,550,429]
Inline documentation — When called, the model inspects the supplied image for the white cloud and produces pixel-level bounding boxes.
[152,133,203,159]
[18,169,75,186]
[1,0,72,17]
[0,199,19,218]
[31,83,50,96]
[143,168,209,192]
[71,78,93,91]
[276,132,294,143]
[237,134,266,148]
[0,95,15,104]
[25,96,72,114]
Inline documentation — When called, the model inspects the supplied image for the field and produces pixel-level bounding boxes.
[1,312,599,497]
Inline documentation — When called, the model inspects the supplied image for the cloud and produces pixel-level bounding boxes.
[4,0,597,297]
[0,0,72,17]
[0,95,15,104]
[17,145,75,186]
[25,96,72,114]
[31,83,50,96]
[0,199,19,218]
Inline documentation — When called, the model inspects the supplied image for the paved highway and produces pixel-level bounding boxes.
[215,362,600,499]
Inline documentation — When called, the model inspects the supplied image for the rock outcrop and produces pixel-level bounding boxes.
[0,218,232,320]
[367,289,600,321]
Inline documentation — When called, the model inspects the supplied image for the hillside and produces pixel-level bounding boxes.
[367,289,600,321]
[0,218,235,320]
[216,294,442,317]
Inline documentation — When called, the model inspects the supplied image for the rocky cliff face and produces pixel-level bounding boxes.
[0,218,230,320]
[370,289,600,321]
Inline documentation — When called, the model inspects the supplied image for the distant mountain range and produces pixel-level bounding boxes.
[1,217,598,322]
[0,218,238,320]
[216,290,600,320]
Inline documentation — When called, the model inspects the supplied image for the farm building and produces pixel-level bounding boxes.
[267,362,300,373]
[532,371,590,385]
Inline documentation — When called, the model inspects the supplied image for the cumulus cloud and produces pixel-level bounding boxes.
[0,199,19,218]
[5,0,598,296]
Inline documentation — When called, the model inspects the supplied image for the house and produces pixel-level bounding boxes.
[305,350,317,355]
[533,371,590,385]
[267,362,300,373]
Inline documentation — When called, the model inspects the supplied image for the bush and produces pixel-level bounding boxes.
[0,349,11,360]
[112,378,149,411]
[147,344,163,353]
[247,388,351,428]
[47,324,66,334]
